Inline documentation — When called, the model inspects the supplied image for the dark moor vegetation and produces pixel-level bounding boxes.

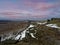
[0,25,59,45]
[0,21,29,35]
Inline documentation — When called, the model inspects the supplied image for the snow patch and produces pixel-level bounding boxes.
[0,24,35,41]
[46,24,60,29]
[14,24,35,40]
[37,22,47,25]
[15,35,21,40]
[30,33,36,38]
[1,34,13,41]
[20,30,27,40]
[28,25,34,28]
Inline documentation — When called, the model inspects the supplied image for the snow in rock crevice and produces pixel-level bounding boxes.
[30,33,36,38]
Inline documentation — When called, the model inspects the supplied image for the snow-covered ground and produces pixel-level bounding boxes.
[37,21,60,29]
[1,34,13,41]
[28,25,35,28]
[46,24,60,29]
[37,22,47,25]
[30,33,36,38]
[0,24,36,42]
[14,24,35,41]
[0,24,35,41]
[15,35,21,40]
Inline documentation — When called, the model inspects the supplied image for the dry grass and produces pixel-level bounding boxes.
[0,21,29,35]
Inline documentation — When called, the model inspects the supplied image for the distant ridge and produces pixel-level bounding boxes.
[0,20,12,22]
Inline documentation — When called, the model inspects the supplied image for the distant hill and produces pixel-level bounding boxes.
[47,18,60,26]
[0,20,12,22]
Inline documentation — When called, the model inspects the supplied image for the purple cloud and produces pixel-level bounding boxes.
[0,0,60,20]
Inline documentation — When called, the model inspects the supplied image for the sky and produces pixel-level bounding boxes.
[0,0,60,20]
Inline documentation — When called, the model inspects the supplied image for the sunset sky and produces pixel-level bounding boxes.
[0,0,60,20]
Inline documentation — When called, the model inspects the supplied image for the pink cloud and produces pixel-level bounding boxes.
[24,2,60,11]
[0,10,49,19]
[0,10,32,19]
[0,1,60,19]
[0,6,54,19]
